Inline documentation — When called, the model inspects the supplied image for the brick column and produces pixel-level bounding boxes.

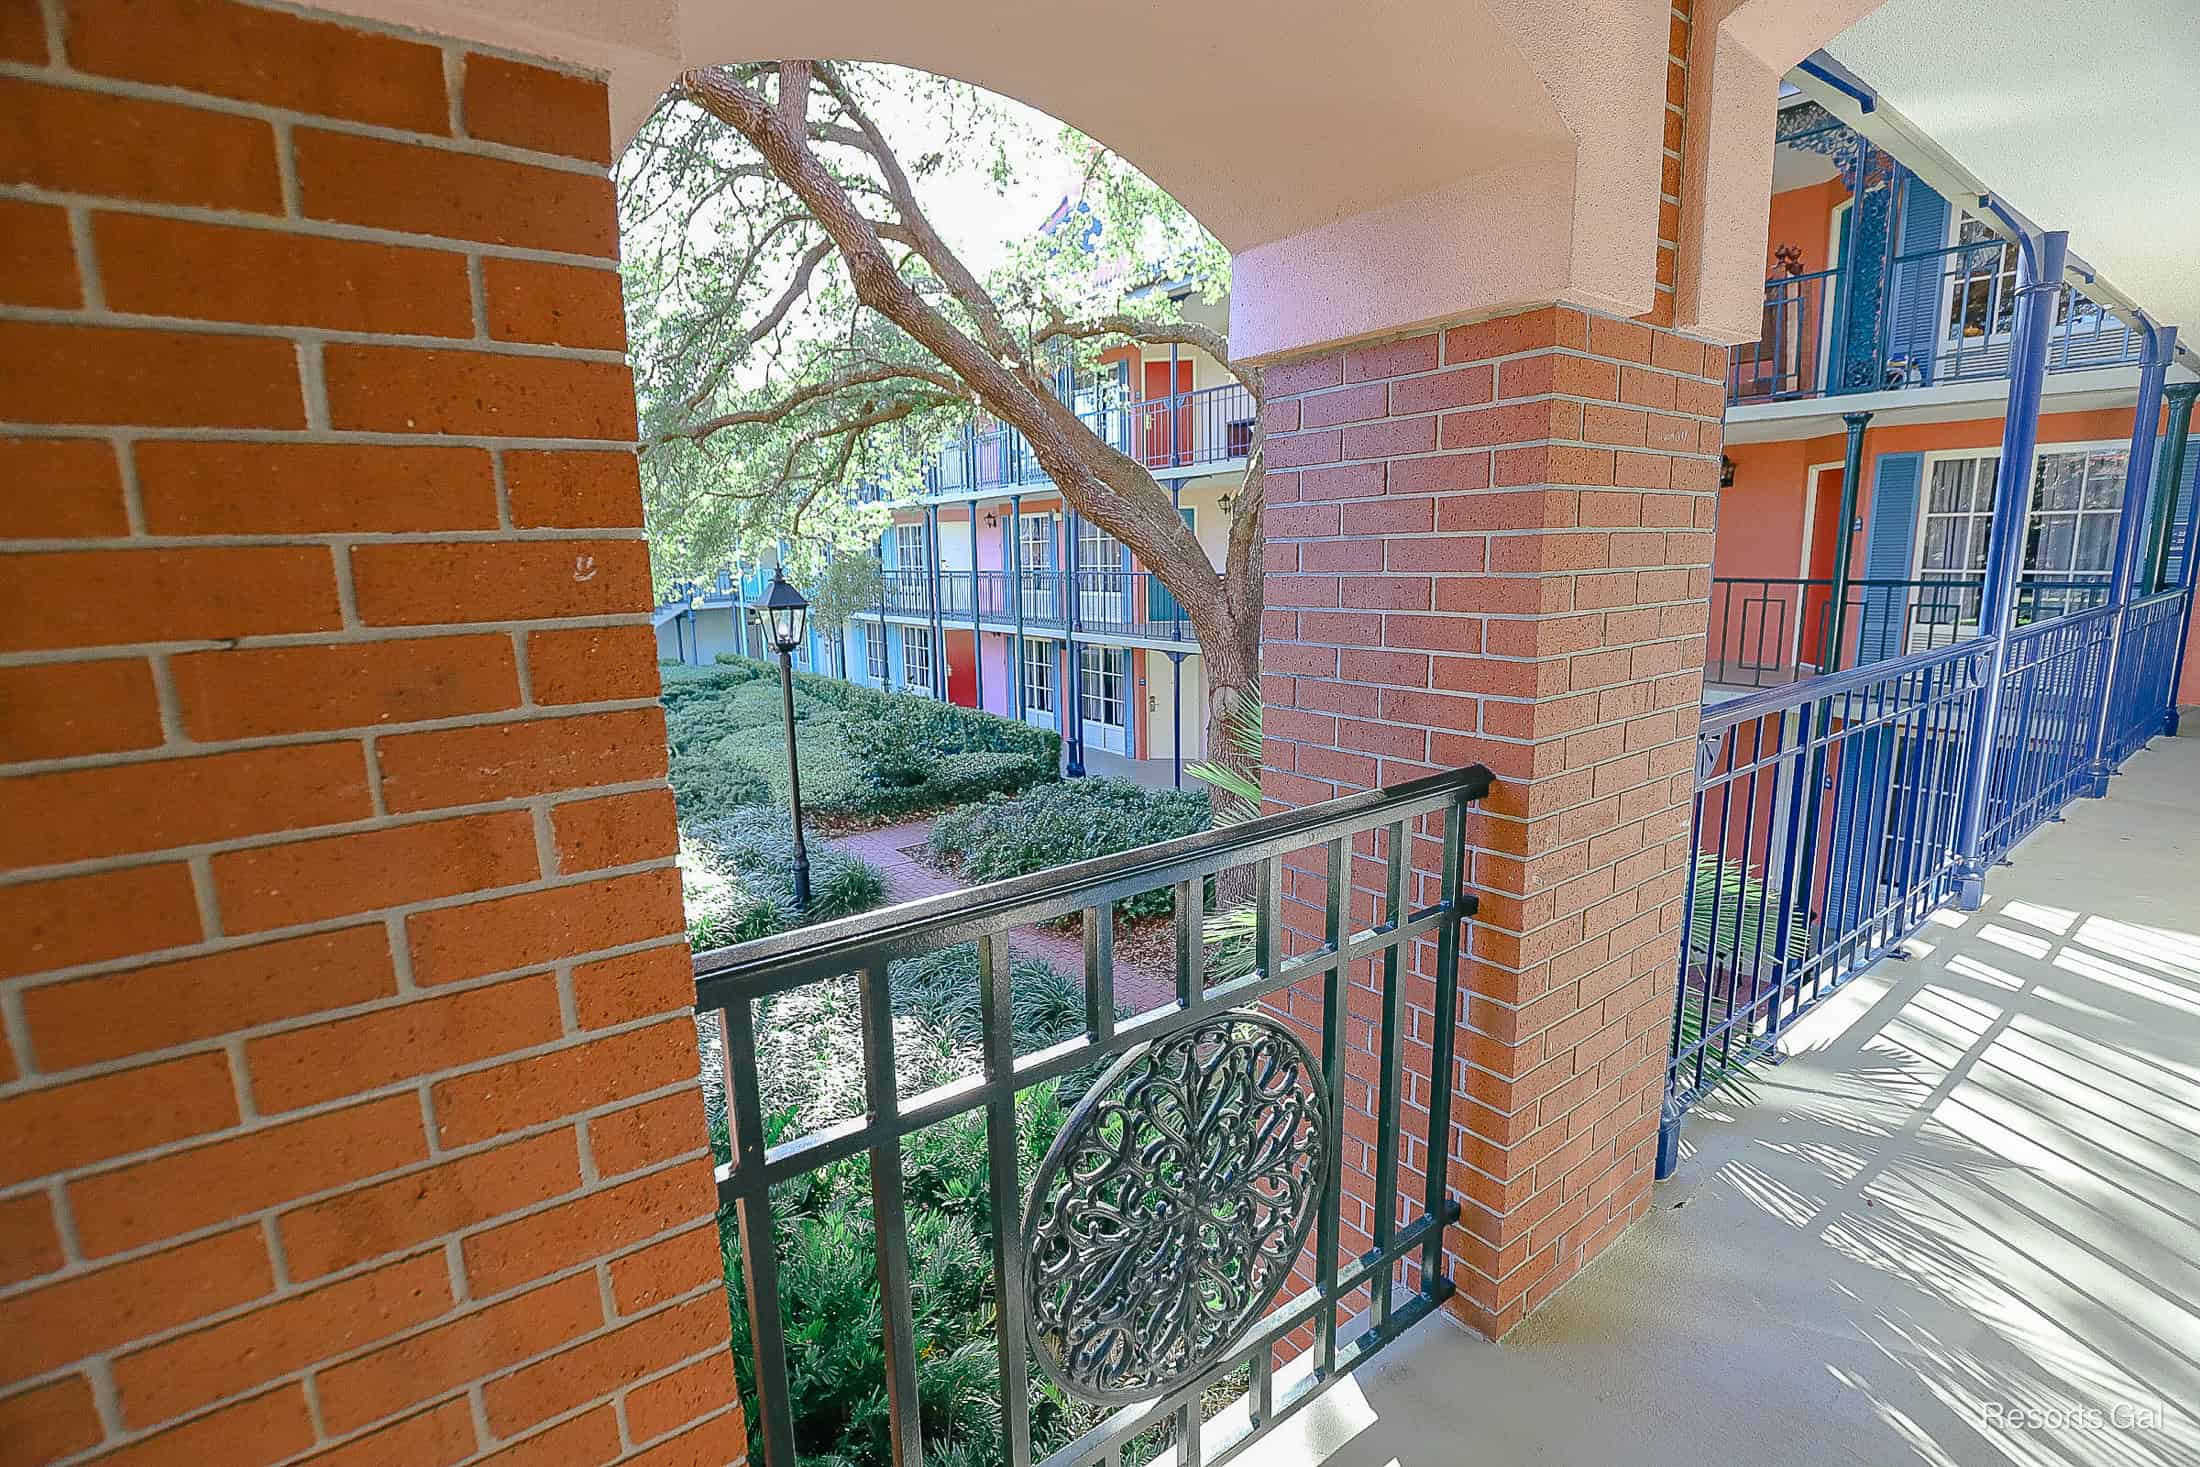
[1262,306,1726,1337]
[0,4,738,1464]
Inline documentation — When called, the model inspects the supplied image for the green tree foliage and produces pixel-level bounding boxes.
[618,62,1264,759]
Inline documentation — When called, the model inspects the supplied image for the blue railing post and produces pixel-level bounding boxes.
[925,502,945,700]
[1064,508,1085,777]
[1007,492,1026,720]
[2160,388,2200,736]
[1953,220,2068,911]
[969,500,985,712]
[2084,322,2178,793]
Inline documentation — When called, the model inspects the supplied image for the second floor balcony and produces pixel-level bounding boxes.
[922,381,1256,497]
[1730,236,2146,408]
[872,565,1196,642]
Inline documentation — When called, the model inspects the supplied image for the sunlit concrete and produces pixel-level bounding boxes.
[1240,734,2200,1467]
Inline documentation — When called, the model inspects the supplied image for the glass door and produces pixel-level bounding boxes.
[1078,645,1128,754]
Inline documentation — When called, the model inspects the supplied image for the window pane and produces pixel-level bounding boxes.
[2032,516,2076,571]
[2082,453,2127,509]
[2075,515,2116,572]
[1929,464,1963,514]
[1922,517,1953,567]
[2035,455,2082,512]
[1970,457,2000,510]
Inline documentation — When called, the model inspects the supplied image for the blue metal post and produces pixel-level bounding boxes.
[2084,322,2177,792]
[969,500,984,712]
[924,502,944,700]
[1007,493,1026,719]
[1063,509,1085,777]
[2160,386,2200,735]
[1168,649,1187,789]
[732,562,748,661]
[1953,220,2068,910]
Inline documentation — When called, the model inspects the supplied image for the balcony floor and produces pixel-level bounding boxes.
[1246,734,2200,1467]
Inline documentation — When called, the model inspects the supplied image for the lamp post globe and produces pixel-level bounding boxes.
[761,568,812,910]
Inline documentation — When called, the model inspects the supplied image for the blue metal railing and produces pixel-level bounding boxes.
[870,566,1194,640]
[921,382,1255,497]
[1665,584,2189,1144]
[1727,242,2146,406]
[1705,573,2112,690]
[1726,267,1840,402]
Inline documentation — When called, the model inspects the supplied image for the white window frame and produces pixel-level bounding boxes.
[899,625,934,695]
[1020,637,1055,715]
[1908,441,2130,645]
[1079,644,1125,728]
[863,621,888,684]
[1018,512,1056,570]
[893,523,927,571]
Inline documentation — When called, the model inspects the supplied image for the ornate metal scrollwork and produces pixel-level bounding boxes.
[1020,1012,1328,1404]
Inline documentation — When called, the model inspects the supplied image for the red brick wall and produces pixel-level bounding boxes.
[0,3,738,1463]
[1260,307,1728,1337]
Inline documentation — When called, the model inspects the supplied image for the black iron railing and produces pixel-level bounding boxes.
[694,764,1492,1467]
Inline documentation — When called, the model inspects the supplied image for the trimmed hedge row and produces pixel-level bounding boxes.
[927,776,1211,918]
[660,658,1060,823]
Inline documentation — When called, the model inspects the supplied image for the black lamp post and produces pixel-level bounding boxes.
[760,567,812,910]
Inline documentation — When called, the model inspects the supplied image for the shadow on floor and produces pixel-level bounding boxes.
[1235,736,2200,1467]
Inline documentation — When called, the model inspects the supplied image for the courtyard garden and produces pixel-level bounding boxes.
[664,656,1240,1465]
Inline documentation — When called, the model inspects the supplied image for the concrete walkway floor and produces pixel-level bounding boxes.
[1245,735,2200,1467]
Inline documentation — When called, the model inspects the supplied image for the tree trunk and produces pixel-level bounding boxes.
[1194,604,1262,790]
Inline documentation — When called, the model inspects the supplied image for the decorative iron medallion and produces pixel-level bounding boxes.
[1020,1012,1328,1404]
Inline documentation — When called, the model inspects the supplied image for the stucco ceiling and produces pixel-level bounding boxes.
[1824,0,2200,342]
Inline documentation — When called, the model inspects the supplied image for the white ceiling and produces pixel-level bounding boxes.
[1825,0,2200,347]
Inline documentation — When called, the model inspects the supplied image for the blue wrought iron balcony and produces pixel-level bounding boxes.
[870,566,1196,641]
[1729,238,2146,407]
[920,381,1256,497]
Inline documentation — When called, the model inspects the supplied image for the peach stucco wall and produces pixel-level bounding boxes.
[320,0,1872,357]
[1764,177,1850,275]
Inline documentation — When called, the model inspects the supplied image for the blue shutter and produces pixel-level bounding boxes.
[1856,452,1924,664]
[1885,176,1950,387]
[1147,507,1195,623]
[2164,442,2200,586]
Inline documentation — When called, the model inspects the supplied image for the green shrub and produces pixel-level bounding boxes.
[666,660,1059,823]
[681,806,888,949]
[928,777,1211,918]
[668,741,772,826]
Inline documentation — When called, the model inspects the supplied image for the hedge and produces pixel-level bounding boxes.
[927,776,1211,918]
[680,805,888,948]
[661,659,1059,822]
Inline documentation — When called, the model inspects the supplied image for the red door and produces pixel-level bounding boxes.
[1141,361,1193,467]
[943,629,977,708]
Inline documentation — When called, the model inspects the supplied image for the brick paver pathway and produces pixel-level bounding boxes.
[827,817,1172,1010]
